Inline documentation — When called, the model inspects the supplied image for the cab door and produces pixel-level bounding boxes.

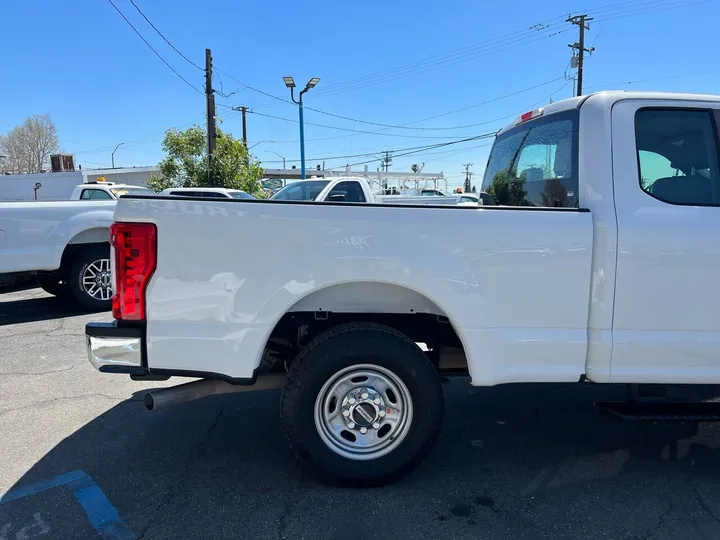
[610,99,720,383]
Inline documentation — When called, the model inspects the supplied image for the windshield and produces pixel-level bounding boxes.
[270,180,329,201]
[481,110,579,207]
[110,187,151,197]
[230,191,254,199]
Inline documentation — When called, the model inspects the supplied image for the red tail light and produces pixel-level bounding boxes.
[110,222,157,321]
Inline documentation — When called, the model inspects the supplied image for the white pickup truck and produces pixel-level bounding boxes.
[270,176,460,205]
[161,187,255,199]
[69,181,153,201]
[0,182,152,309]
[86,91,720,485]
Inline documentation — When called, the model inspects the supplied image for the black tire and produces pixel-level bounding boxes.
[65,245,112,312]
[280,322,444,486]
[36,274,69,298]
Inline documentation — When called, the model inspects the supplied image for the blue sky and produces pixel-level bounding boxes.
[2,0,719,189]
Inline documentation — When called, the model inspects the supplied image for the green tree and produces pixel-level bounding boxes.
[147,125,264,196]
[485,168,528,206]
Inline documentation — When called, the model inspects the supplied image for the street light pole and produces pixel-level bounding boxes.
[266,151,286,169]
[298,99,306,179]
[283,76,320,180]
[248,140,275,150]
[111,142,125,169]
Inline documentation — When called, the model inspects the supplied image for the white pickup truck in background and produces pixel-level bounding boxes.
[270,176,461,205]
[69,181,153,201]
[161,187,255,199]
[0,181,152,309]
[87,91,720,486]
[0,182,257,308]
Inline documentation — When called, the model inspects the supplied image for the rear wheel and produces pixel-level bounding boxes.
[280,322,444,486]
[65,245,112,311]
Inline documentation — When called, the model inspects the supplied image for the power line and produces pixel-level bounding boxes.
[105,0,202,94]
[344,134,498,168]
[239,0,706,110]
[262,134,497,166]
[590,0,712,22]
[585,69,720,90]
[256,1,699,124]
[244,27,572,109]
[72,112,215,154]
[243,20,569,106]
[308,30,571,100]
[73,79,570,156]
[413,142,494,164]
[260,80,572,145]
[214,68,291,105]
[310,0,701,99]
[226,77,569,140]
[247,110,483,139]
[300,78,565,130]
[214,70,246,98]
[127,0,204,70]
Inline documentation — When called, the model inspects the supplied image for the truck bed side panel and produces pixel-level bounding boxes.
[116,198,594,385]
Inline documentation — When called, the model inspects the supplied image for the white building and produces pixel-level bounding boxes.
[0,166,159,201]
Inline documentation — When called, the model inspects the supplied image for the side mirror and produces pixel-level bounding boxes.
[328,194,346,202]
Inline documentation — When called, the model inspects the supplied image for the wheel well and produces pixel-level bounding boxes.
[68,227,109,246]
[261,311,468,377]
[59,241,110,274]
[287,281,448,316]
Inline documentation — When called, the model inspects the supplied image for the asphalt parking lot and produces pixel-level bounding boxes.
[2,288,720,539]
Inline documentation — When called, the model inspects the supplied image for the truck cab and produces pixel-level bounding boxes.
[161,187,255,199]
[270,177,461,205]
[269,177,374,203]
[70,181,151,201]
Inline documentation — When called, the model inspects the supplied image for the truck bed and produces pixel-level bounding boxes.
[117,196,594,386]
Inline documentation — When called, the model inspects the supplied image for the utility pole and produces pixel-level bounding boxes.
[241,106,247,143]
[205,48,217,186]
[231,106,249,143]
[233,106,252,142]
[381,151,393,172]
[463,163,474,193]
[567,14,594,97]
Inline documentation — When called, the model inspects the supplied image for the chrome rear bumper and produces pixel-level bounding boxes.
[85,322,145,374]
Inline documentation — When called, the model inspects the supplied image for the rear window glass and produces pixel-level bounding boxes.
[230,191,254,199]
[270,180,329,201]
[111,187,151,197]
[481,110,579,207]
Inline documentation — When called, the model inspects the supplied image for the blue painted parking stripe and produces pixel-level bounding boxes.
[0,470,86,504]
[71,474,135,540]
[0,470,135,540]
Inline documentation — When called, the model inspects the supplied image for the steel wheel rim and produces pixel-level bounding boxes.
[82,258,112,300]
[314,363,414,461]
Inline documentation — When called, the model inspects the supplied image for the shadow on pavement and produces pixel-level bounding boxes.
[0,294,103,326]
[3,381,720,539]
[0,279,39,294]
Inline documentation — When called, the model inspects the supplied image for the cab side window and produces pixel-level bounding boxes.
[327,181,366,202]
[80,189,113,200]
[636,109,720,206]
